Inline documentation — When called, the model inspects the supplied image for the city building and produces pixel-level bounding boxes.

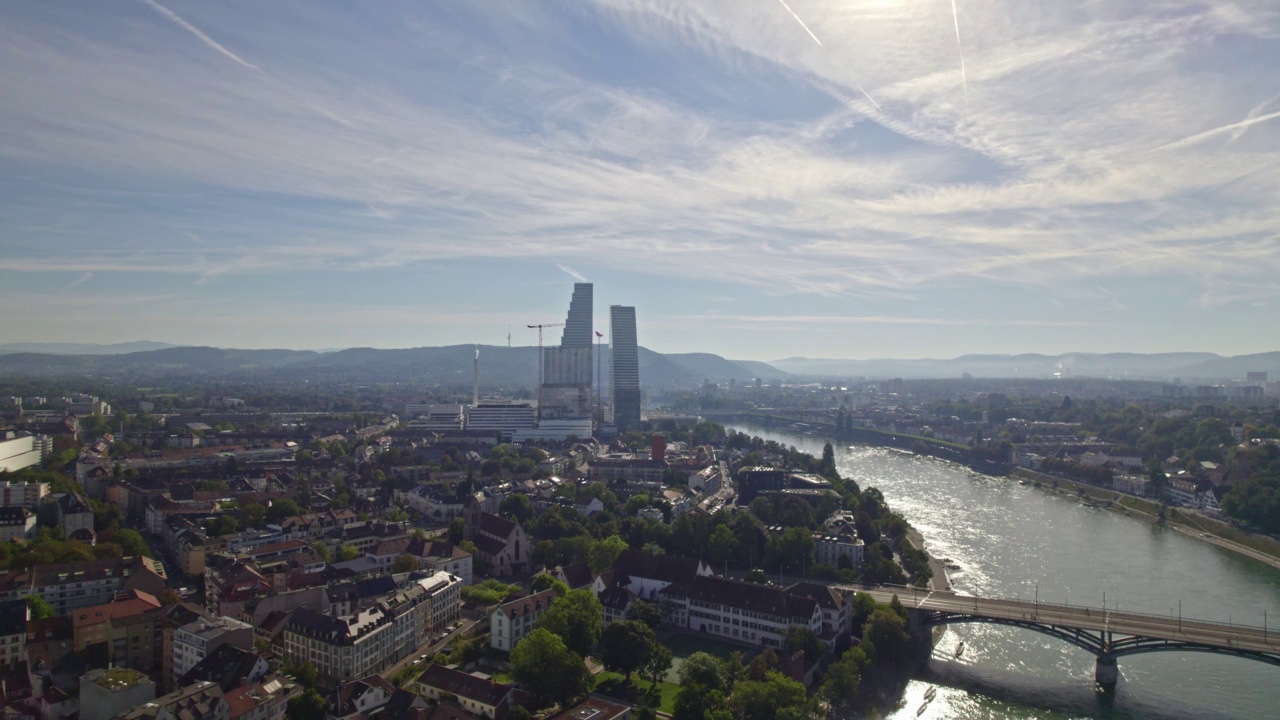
[0,480,48,510]
[222,677,297,720]
[72,589,165,672]
[539,283,595,423]
[0,507,35,541]
[608,305,641,432]
[590,549,714,603]
[171,616,255,690]
[117,679,228,720]
[0,556,167,616]
[0,431,44,472]
[0,600,28,669]
[463,506,529,577]
[658,575,823,649]
[812,531,865,569]
[464,401,537,442]
[80,668,158,720]
[417,664,517,719]
[736,467,785,502]
[57,491,95,538]
[489,588,558,652]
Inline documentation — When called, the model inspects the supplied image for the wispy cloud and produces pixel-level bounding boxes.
[140,0,260,71]
[63,272,93,290]
[556,264,588,283]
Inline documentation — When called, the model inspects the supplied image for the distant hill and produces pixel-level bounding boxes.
[0,341,183,355]
[769,352,1275,381]
[659,353,788,382]
[0,343,786,389]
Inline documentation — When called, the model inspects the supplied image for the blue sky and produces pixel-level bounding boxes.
[2,0,1278,360]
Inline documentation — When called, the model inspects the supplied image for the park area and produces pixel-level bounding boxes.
[593,631,758,713]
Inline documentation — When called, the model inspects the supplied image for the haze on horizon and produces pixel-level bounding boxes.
[2,1,1278,362]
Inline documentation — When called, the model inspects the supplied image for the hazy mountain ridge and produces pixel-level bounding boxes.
[770,352,1279,380]
[0,341,183,355]
[0,344,783,388]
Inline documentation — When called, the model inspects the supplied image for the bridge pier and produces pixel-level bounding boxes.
[1094,655,1118,686]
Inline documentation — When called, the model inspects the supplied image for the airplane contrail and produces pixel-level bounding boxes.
[1156,110,1280,151]
[141,0,260,71]
[777,0,823,47]
[949,0,969,107]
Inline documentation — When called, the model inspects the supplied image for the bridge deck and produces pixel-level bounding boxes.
[842,586,1276,655]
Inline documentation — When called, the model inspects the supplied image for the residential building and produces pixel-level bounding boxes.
[180,644,271,691]
[0,507,35,541]
[0,600,28,669]
[0,556,167,616]
[784,582,851,639]
[0,481,48,510]
[736,467,785,502]
[417,664,516,719]
[222,677,297,720]
[363,537,473,586]
[587,458,666,484]
[489,588,558,652]
[117,679,229,720]
[608,305,641,431]
[810,531,864,569]
[72,589,165,672]
[327,675,426,720]
[56,492,95,538]
[171,616,255,690]
[80,668,157,720]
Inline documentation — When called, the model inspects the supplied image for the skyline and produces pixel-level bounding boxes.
[2,1,1279,360]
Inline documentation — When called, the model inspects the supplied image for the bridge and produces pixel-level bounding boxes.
[840,585,1280,685]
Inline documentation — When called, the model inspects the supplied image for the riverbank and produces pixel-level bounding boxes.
[1012,467,1280,570]
[904,526,952,592]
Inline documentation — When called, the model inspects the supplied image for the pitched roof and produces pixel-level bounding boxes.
[476,512,517,538]
[496,588,558,620]
[663,576,818,620]
[557,562,593,589]
[610,549,705,585]
[597,586,635,612]
[418,664,514,707]
[784,582,844,612]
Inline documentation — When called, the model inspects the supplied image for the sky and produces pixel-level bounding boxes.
[2,0,1279,361]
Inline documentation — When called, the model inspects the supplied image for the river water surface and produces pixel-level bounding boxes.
[727,425,1280,719]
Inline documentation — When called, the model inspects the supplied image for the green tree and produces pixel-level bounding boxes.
[862,606,909,662]
[673,683,727,720]
[819,646,870,713]
[625,600,662,630]
[530,574,570,596]
[206,515,239,537]
[285,689,326,720]
[678,651,727,691]
[110,528,153,558]
[536,588,603,657]
[266,498,301,522]
[730,670,817,720]
[599,620,656,681]
[625,494,652,516]
[337,544,360,562]
[447,517,465,545]
[587,534,628,575]
[642,642,673,687]
[311,542,331,563]
[27,595,54,619]
[709,524,737,568]
[282,659,318,689]
[510,628,590,709]
[499,494,534,524]
[391,553,418,573]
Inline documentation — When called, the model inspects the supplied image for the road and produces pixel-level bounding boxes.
[379,615,482,680]
[842,585,1279,655]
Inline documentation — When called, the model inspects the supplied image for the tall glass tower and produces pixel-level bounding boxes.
[609,305,641,431]
[541,283,593,419]
[561,283,593,349]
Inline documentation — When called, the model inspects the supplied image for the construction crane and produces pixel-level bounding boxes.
[527,322,564,423]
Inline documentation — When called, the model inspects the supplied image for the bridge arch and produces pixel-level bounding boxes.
[916,610,1280,681]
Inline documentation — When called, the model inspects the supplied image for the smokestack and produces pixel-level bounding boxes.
[472,347,480,407]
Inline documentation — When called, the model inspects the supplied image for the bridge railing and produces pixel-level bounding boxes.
[836,582,1271,633]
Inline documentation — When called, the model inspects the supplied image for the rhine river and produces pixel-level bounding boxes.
[727,425,1280,720]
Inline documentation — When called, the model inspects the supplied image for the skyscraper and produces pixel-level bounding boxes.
[609,305,641,431]
[561,283,593,349]
[541,283,593,420]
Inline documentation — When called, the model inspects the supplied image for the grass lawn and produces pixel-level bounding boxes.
[593,671,681,713]
[658,632,758,684]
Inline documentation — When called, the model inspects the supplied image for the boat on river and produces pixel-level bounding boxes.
[924,686,937,701]
[955,641,965,657]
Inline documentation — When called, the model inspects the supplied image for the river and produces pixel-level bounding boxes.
[726,425,1280,720]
